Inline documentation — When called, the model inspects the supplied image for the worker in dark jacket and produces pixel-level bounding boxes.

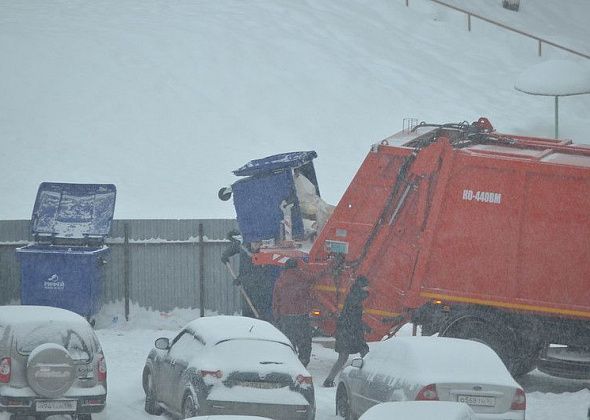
[272,258,316,367]
[323,275,370,387]
[221,230,276,321]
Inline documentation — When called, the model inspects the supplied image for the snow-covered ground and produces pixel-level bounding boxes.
[1,0,589,220]
[24,302,587,420]
[0,303,589,420]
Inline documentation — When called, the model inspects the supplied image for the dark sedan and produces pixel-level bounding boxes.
[142,315,315,419]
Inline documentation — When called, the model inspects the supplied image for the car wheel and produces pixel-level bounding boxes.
[144,371,163,415]
[182,392,199,418]
[336,385,353,420]
[74,415,92,420]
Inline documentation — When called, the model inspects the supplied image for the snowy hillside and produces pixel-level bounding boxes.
[1,0,589,220]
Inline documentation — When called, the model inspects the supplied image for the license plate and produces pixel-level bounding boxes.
[36,400,77,412]
[239,381,284,389]
[457,395,495,406]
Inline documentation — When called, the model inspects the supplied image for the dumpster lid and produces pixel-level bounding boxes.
[233,151,317,177]
[31,182,116,239]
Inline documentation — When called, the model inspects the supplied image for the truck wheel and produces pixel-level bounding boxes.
[440,316,522,376]
[26,343,75,398]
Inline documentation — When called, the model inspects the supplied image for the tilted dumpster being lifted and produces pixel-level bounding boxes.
[17,182,116,322]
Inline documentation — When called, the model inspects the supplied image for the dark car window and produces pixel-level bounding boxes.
[16,324,94,361]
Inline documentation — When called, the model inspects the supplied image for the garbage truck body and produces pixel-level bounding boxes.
[223,118,590,378]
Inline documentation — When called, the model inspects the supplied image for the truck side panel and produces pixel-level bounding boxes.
[421,151,590,317]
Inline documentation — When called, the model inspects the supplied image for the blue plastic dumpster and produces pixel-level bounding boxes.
[16,183,116,320]
[231,151,318,243]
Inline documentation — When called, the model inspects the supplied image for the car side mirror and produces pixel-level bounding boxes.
[351,358,364,368]
[155,337,170,350]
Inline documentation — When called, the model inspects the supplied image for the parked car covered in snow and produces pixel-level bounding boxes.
[0,305,107,420]
[358,401,476,420]
[142,315,315,419]
[336,337,525,420]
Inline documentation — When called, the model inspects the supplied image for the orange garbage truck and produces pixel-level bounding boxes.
[219,118,590,378]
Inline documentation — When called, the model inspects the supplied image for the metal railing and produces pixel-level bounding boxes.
[404,0,590,60]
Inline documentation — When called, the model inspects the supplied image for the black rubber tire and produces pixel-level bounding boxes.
[75,415,92,420]
[182,393,199,419]
[144,372,163,415]
[336,385,353,420]
[26,344,75,398]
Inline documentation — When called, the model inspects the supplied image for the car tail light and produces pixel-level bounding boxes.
[416,384,439,401]
[0,357,11,383]
[200,370,223,379]
[97,353,107,382]
[510,388,526,410]
[0,358,11,383]
[296,374,313,385]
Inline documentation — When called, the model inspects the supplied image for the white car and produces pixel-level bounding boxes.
[359,401,476,420]
[0,305,107,420]
[143,315,315,419]
[188,416,272,420]
[336,337,525,420]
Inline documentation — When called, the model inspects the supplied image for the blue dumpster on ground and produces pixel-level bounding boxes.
[16,182,116,319]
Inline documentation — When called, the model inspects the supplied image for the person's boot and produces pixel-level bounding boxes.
[322,378,335,388]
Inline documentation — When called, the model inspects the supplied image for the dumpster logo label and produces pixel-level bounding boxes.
[44,274,65,290]
[462,189,502,204]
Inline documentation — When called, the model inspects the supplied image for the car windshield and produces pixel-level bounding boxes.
[16,323,94,361]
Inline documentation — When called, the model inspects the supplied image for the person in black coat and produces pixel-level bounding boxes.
[221,231,277,321]
[323,275,370,387]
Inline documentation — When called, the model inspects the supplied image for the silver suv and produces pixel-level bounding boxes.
[0,305,107,420]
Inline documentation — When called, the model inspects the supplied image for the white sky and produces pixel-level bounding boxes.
[1,0,589,221]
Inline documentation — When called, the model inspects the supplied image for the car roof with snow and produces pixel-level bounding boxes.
[188,416,273,419]
[359,401,475,420]
[0,305,90,328]
[367,336,519,386]
[184,315,291,345]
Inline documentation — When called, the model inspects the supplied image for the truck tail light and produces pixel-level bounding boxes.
[296,374,313,385]
[416,384,439,401]
[200,370,223,379]
[0,357,11,383]
[510,388,526,410]
[97,353,107,382]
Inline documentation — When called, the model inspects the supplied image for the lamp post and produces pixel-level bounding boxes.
[515,60,590,139]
